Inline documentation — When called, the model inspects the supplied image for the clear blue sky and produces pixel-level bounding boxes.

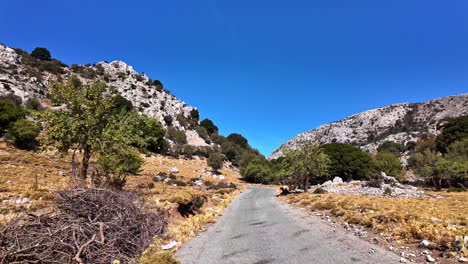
[1,0,467,156]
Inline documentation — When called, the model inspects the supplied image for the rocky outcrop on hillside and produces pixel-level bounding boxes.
[269,94,468,159]
[0,43,208,146]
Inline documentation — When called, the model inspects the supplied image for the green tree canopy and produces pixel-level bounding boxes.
[283,142,330,191]
[435,115,468,153]
[207,152,224,172]
[31,47,51,61]
[227,133,248,149]
[377,141,406,154]
[321,143,372,181]
[240,157,274,184]
[200,119,218,135]
[41,78,162,185]
[372,152,404,180]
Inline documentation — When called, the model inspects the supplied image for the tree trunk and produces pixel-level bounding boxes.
[79,145,92,180]
[303,177,309,193]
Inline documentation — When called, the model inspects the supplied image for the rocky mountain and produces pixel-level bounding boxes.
[269,94,468,159]
[0,43,208,146]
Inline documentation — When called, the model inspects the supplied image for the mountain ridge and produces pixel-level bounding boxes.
[268,93,468,159]
[0,43,208,147]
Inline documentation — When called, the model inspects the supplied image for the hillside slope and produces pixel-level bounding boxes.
[269,94,468,159]
[0,43,207,146]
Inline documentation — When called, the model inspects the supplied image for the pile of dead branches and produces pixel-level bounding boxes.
[0,188,167,264]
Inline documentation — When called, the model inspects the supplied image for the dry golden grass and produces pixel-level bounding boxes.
[0,141,245,261]
[285,192,468,255]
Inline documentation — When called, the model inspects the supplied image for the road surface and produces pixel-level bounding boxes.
[176,187,400,264]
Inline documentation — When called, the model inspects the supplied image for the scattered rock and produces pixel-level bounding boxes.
[400,257,407,263]
[322,180,333,186]
[16,197,32,204]
[459,256,468,262]
[218,175,225,180]
[426,255,435,262]
[161,240,180,250]
[5,180,12,184]
[420,240,431,248]
[58,171,66,176]
[152,175,163,182]
[168,167,179,173]
[370,237,379,244]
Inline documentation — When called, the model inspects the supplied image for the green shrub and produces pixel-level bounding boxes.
[435,115,468,153]
[372,152,404,180]
[31,47,51,61]
[167,127,187,144]
[196,126,209,142]
[0,99,24,133]
[164,115,173,126]
[7,119,40,149]
[25,98,42,111]
[200,119,218,134]
[183,144,195,158]
[383,187,392,196]
[0,93,22,106]
[207,152,224,172]
[176,114,189,129]
[377,141,406,154]
[322,143,372,181]
[227,133,248,148]
[190,109,199,121]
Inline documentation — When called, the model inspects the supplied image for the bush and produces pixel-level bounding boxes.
[0,99,24,133]
[435,115,468,153]
[377,141,406,154]
[313,187,328,194]
[176,114,189,129]
[167,127,187,144]
[112,95,133,112]
[207,152,224,172]
[164,115,173,126]
[31,47,51,61]
[196,126,209,141]
[176,195,205,217]
[227,133,248,148]
[210,133,226,145]
[365,173,383,188]
[0,93,22,106]
[25,98,42,111]
[200,119,218,134]
[7,119,40,149]
[383,187,392,195]
[322,143,372,181]
[240,158,274,184]
[372,152,404,180]
[153,80,163,91]
[183,144,195,158]
[190,109,199,121]
[172,180,187,187]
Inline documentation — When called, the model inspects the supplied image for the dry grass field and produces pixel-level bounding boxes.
[284,192,468,258]
[0,141,245,263]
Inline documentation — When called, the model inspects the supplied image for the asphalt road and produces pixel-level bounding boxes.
[176,187,401,264]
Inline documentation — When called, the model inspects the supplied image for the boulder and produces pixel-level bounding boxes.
[332,177,343,184]
[322,180,333,186]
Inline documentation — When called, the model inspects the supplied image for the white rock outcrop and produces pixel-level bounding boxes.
[269,94,468,159]
[0,44,207,146]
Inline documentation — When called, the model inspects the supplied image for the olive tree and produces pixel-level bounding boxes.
[283,142,330,192]
[41,78,159,186]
